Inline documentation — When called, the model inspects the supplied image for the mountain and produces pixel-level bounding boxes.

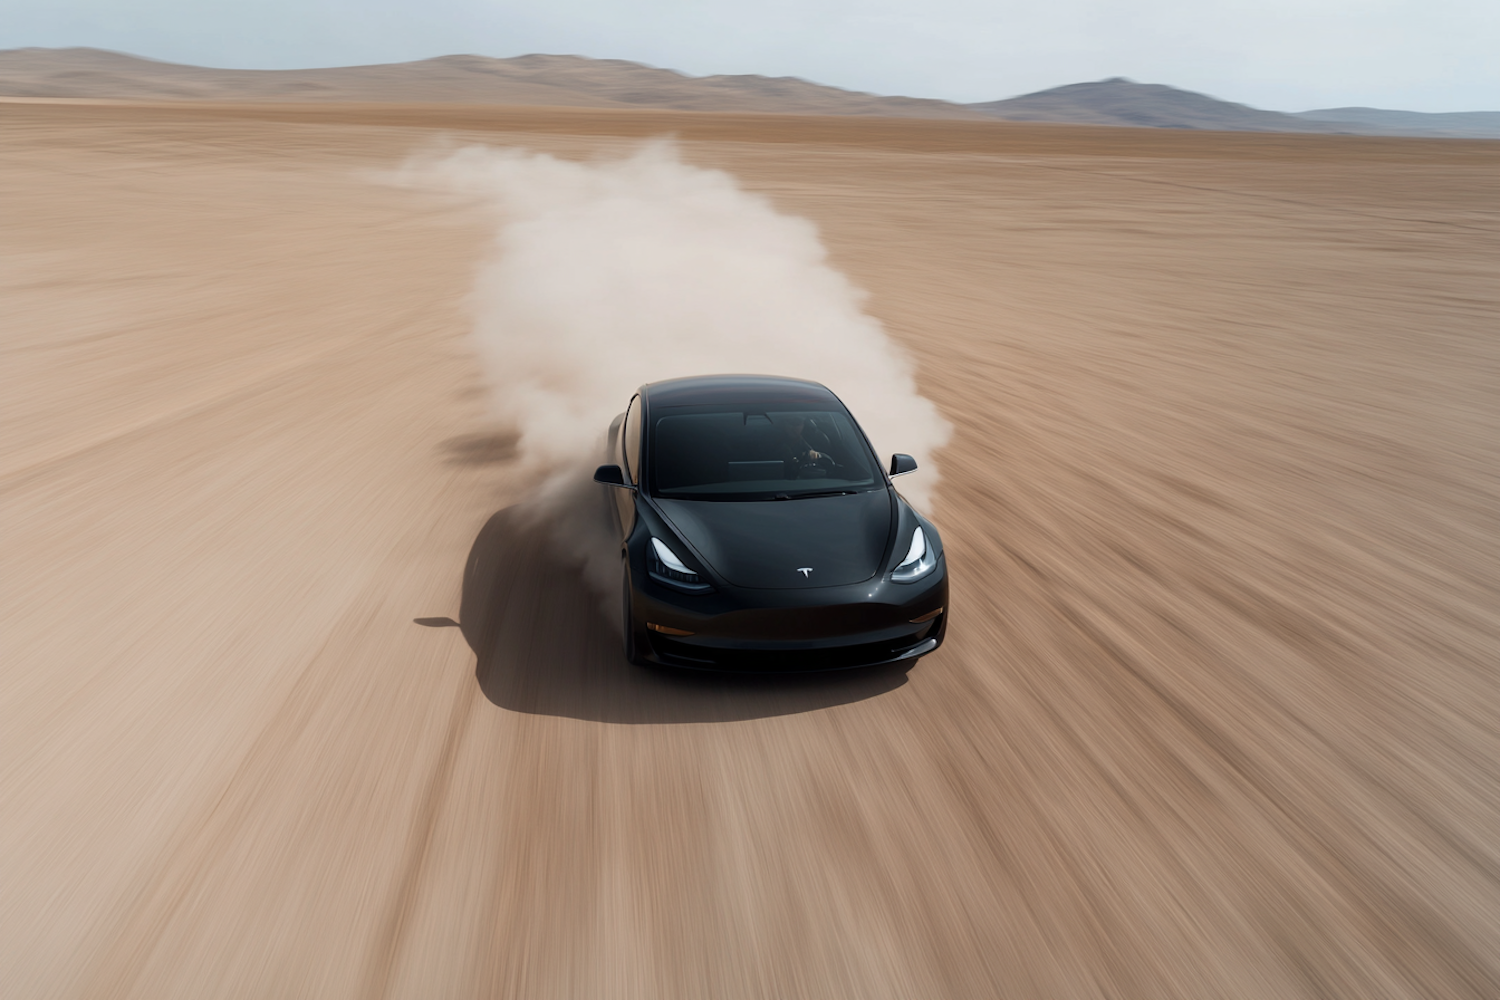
[967,77,1331,132]
[1294,107,1500,140]
[6,50,1495,139]
[0,47,989,119]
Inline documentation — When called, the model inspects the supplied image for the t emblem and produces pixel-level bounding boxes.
[796,567,813,578]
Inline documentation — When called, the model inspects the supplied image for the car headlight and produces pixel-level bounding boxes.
[891,527,938,583]
[649,537,712,592]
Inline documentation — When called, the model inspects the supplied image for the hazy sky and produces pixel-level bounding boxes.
[6,0,1498,111]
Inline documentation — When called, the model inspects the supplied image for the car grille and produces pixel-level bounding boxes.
[649,622,937,671]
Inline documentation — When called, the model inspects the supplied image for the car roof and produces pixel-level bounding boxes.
[644,374,840,408]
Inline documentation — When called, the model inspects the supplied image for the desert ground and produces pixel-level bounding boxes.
[3,102,1499,999]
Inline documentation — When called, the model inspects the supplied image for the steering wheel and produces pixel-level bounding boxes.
[791,454,836,479]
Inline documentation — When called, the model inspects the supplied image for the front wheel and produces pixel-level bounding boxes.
[621,558,646,665]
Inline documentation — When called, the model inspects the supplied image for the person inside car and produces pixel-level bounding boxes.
[778,414,834,466]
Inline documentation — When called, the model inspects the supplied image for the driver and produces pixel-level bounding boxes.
[779,415,834,465]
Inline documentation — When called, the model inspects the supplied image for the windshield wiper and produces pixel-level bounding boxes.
[771,490,857,500]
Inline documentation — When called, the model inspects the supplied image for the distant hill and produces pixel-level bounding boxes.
[0,47,989,119]
[967,78,1500,139]
[4,49,1495,139]
[967,77,1331,132]
[1294,107,1500,140]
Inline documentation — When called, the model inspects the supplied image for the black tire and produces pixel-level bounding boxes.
[622,558,645,665]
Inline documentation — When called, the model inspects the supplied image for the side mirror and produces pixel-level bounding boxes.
[594,464,634,489]
[889,454,918,478]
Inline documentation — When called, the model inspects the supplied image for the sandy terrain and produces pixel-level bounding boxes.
[3,103,1499,999]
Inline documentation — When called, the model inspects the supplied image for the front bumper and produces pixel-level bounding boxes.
[631,556,948,671]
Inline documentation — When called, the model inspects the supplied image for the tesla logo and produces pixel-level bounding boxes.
[796,567,813,578]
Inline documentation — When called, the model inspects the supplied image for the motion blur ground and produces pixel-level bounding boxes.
[2,102,1499,998]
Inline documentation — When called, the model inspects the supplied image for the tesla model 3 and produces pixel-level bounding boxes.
[594,374,947,670]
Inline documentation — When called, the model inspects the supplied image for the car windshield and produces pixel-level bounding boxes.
[650,405,883,500]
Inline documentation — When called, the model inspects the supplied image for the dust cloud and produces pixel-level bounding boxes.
[406,140,950,498]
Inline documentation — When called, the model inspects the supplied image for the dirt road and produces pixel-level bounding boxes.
[3,103,1499,999]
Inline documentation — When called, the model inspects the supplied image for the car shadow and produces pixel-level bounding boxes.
[458,506,912,724]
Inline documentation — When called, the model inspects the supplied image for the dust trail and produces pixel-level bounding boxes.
[404,141,951,590]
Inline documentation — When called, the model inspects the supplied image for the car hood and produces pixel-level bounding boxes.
[655,490,893,589]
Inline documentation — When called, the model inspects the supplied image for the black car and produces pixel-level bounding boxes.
[593,374,947,670]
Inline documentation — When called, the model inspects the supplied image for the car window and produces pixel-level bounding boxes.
[650,406,881,500]
[623,395,642,483]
